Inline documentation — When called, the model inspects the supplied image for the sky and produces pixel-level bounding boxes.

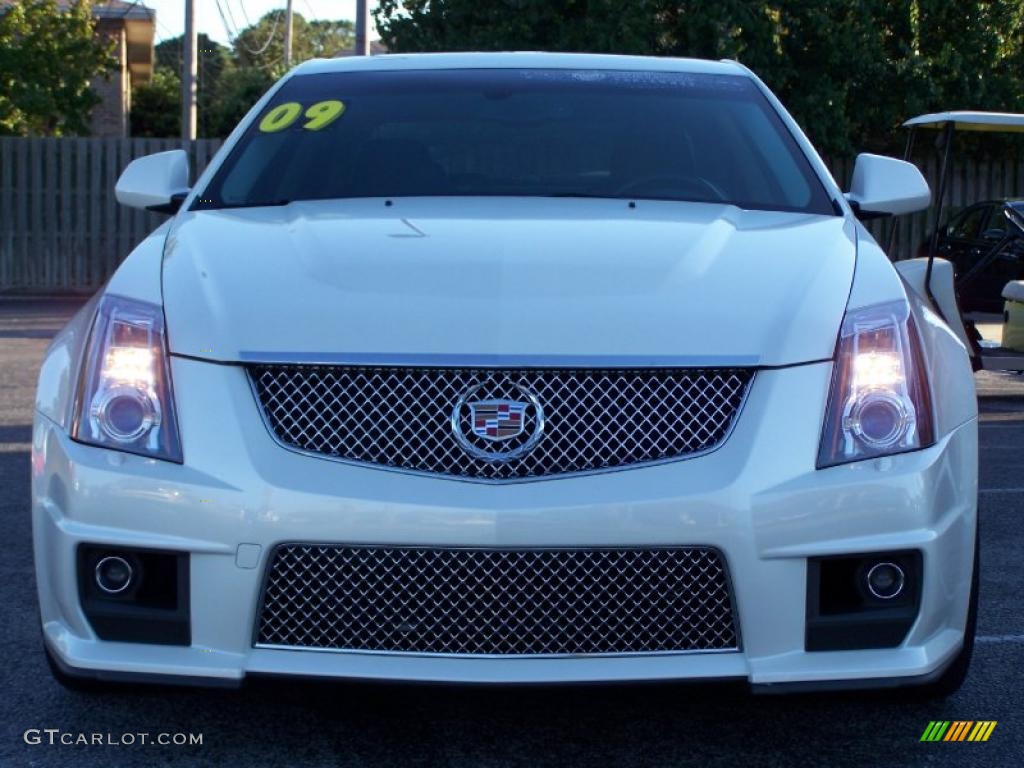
[143,1,380,45]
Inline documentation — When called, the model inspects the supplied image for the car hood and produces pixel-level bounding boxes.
[162,198,856,366]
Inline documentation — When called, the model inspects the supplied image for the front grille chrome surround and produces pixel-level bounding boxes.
[255,545,740,656]
[248,365,753,481]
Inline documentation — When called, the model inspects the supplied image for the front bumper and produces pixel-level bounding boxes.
[32,357,978,688]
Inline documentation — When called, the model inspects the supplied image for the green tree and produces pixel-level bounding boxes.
[234,11,355,76]
[0,0,114,135]
[133,11,356,138]
[208,11,355,136]
[129,67,180,138]
[144,33,231,137]
[205,66,275,138]
[375,0,1024,156]
[375,0,658,54]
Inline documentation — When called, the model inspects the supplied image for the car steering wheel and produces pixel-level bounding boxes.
[613,174,727,201]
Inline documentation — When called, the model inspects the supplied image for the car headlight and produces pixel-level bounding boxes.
[817,299,934,468]
[71,294,182,463]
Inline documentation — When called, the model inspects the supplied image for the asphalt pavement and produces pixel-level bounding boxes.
[1,297,1022,768]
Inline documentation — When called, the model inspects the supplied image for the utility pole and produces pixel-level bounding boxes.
[181,0,197,143]
[283,0,294,69]
[355,0,370,56]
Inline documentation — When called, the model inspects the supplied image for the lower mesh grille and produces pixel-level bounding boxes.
[255,544,739,655]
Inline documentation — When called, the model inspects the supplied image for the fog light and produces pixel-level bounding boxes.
[79,545,190,644]
[95,555,134,594]
[807,551,920,651]
[866,561,905,600]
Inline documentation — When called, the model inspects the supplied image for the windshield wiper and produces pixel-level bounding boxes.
[543,192,618,199]
[540,193,626,202]
[201,199,291,210]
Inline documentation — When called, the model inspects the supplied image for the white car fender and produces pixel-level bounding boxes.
[851,230,977,438]
[34,294,99,430]
[35,223,170,429]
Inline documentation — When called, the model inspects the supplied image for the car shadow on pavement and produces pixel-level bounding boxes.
[25,672,964,767]
[6,410,1010,766]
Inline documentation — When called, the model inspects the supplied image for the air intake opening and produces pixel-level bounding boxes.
[256,544,740,655]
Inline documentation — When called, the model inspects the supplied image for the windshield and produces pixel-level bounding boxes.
[196,68,834,215]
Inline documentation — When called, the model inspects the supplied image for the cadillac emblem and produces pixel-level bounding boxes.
[469,399,527,441]
[451,382,545,462]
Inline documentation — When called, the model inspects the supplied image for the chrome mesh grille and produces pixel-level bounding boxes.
[249,365,753,480]
[255,545,739,655]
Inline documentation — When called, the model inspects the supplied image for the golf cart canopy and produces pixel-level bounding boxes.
[903,111,1024,133]
[897,111,1024,373]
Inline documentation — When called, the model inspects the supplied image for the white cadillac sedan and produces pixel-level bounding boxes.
[33,53,979,696]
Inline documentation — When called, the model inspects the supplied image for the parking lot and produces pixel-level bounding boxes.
[1,297,1022,768]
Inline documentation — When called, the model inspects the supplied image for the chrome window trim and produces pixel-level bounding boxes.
[244,368,756,485]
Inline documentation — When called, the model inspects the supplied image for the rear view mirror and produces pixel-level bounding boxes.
[115,150,190,214]
[845,153,931,219]
[1004,202,1024,237]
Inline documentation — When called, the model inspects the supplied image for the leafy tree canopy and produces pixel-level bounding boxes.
[375,0,1024,155]
[204,66,275,138]
[132,11,354,138]
[139,34,233,137]
[129,67,180,138]
[233,11,354,75]
[0,0,114,136]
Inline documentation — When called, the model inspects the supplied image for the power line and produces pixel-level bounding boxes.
[221,0,241,37]
[154,17,177,45]
[226,2,285,57]
[117,0,142,19]
[212,0,240,41]
[259,51,286,73]
[233,0,253,28]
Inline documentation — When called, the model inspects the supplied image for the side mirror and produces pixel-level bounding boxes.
[115,150,190,214]
[844,153,931,219]
[981,227,1005,241]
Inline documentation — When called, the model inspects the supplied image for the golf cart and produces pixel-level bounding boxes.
[889,111,1024,372]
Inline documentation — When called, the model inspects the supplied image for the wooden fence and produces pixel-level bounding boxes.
[0,138,222,292]
[0,136,1022,292]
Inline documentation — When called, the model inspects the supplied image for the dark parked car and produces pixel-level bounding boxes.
[919,199,1024,312]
